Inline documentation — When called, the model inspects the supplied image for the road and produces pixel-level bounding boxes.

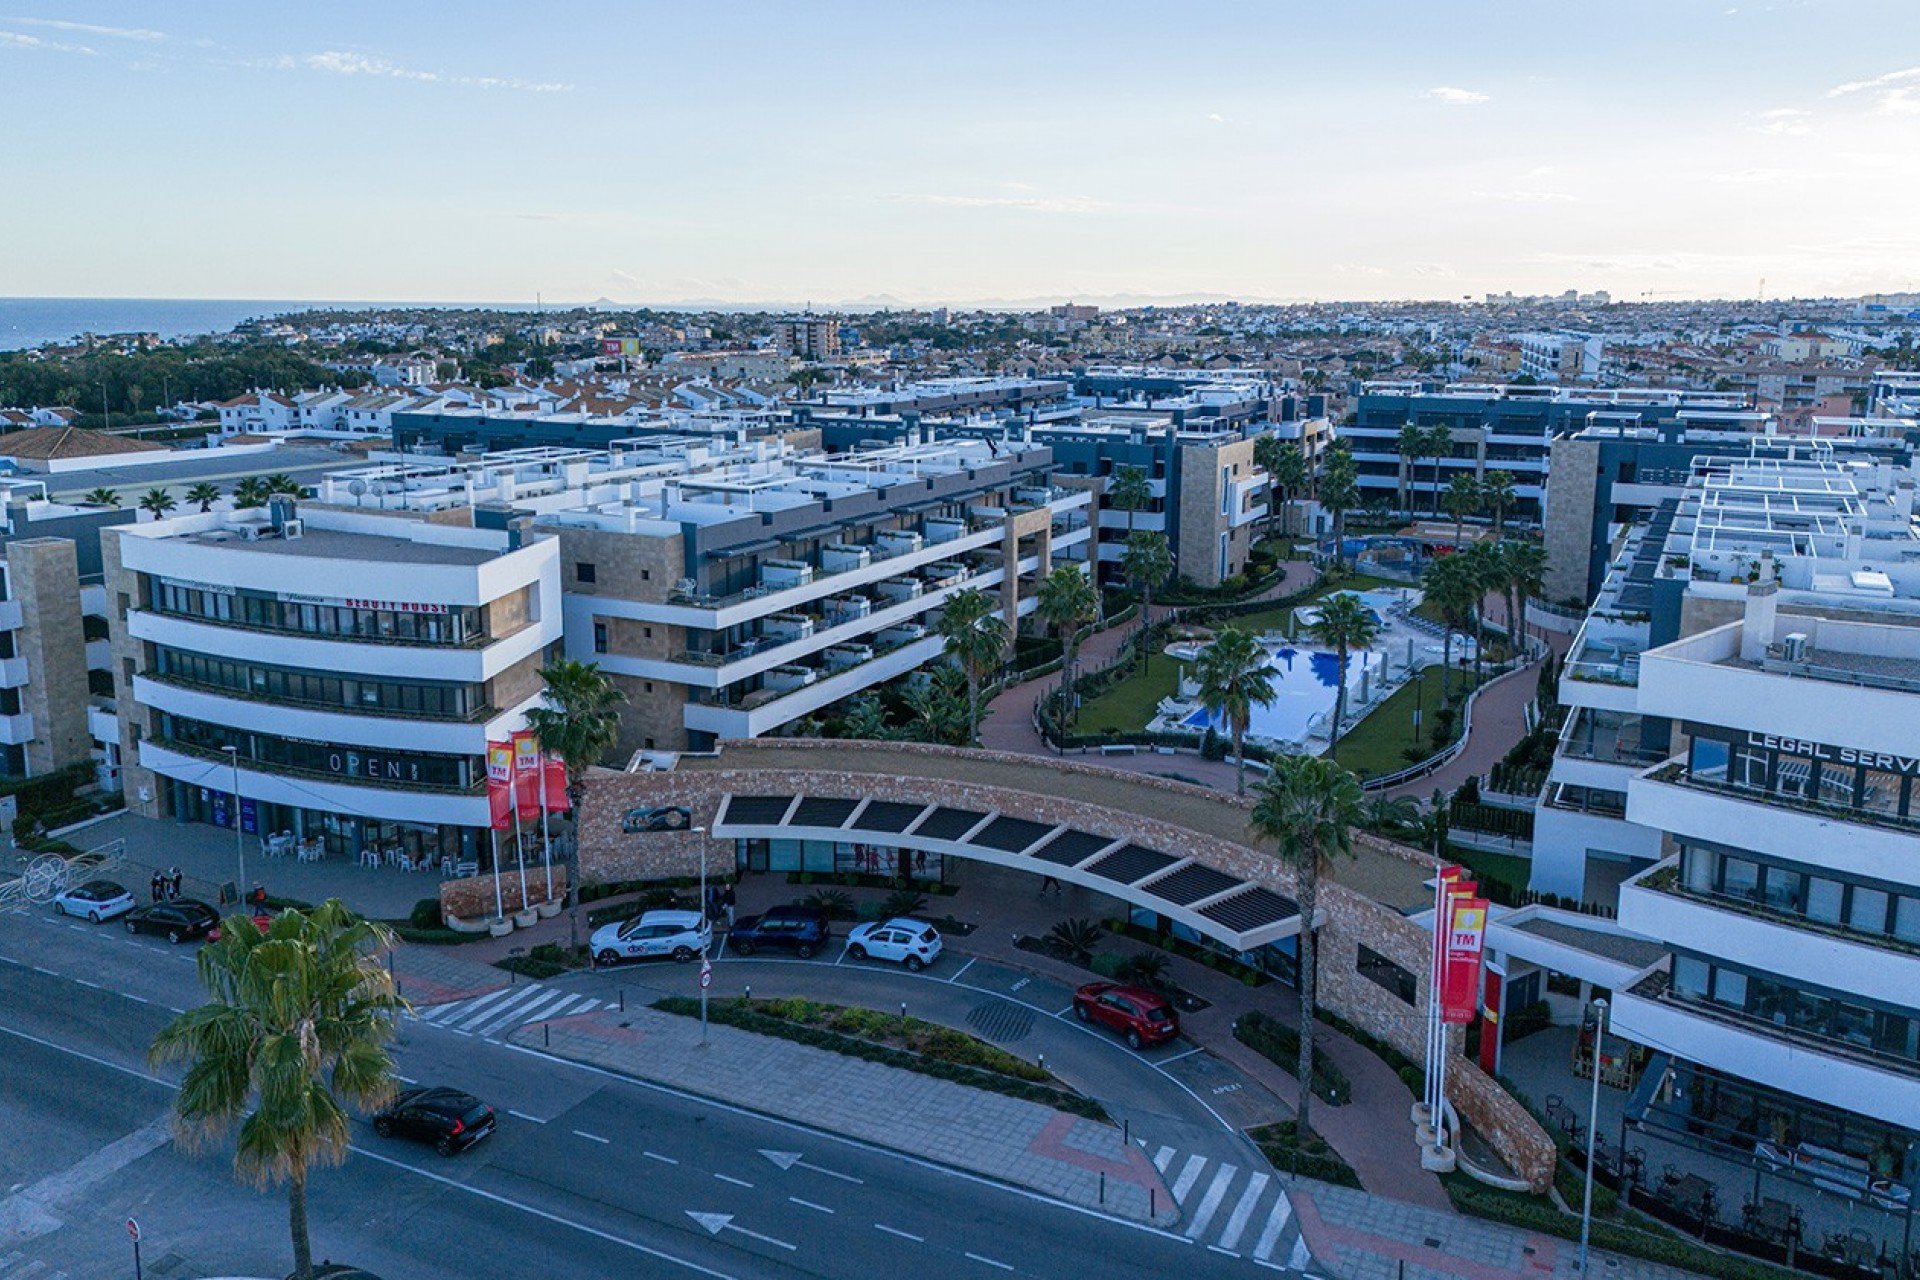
[0,908,1301,1280]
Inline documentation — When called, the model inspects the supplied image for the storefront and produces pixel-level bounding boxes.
[168,780,482,868]
[733,836,946,884]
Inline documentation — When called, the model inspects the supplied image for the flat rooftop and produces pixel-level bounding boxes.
[181,524,500,567]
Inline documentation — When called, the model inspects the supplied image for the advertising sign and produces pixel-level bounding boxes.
[1440,895,1490,1024]
[486,741,514,831]
[512,730,542,820]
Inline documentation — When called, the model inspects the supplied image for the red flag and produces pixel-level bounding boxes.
[486,741,514,831]
[512,730,542,820]
[543,756,570,812]
[1440,896,1490,1025]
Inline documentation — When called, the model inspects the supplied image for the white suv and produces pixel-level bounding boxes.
[846,918,943,971]
[591,909,711,966]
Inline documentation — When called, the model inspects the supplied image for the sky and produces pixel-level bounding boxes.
[5,1,1920,305]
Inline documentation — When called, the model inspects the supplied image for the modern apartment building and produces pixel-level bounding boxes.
[103,499,562,866]
[1516,332,1604,383]
[1350,382,1753,526]
[774,316,841,362]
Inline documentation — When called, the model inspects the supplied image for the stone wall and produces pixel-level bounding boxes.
[8,538,91,773]
[439,865,570,922]
[571,740,1558,1188]
[1543,435,1599,605]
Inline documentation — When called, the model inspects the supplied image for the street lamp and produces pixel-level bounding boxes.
[1578,997,1609,1272]
[222,745,246,904]
[689,825,711,1044]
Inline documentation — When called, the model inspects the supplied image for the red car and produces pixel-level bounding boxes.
[1072,981,1180,1049]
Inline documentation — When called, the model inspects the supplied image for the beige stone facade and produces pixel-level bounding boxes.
[1543,435,1599,604]
[1174,435,1259,587]
[7,537,91,773]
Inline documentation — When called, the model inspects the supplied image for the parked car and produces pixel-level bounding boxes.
[590,909,710,966]
[1072,981,1180,1049]
[845,917,942,971]
[52,879,135,922]
[123,898,220,944]
[728,904,830,958]
[370,1086,494,1156]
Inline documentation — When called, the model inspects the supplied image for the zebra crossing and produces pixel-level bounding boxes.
[412,981,603,1040]
[1153,1144,1311,1270]
[0,1251,69,1280]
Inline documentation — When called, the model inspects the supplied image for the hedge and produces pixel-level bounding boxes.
[1235,1011,1351,1105]
[653,996,1106,1121]
[1249,1120,1363,1188]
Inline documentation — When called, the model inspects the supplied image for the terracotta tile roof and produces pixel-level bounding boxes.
[0,425,170,460]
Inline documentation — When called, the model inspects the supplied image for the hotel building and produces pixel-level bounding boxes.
[102,498,562,865]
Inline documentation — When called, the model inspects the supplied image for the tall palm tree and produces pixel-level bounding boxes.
[1107,464,1152,537]
[1249,755,1365,1139]
[523,659,628,954]
[935,586,1007,745]
[185,481,222,512]
[1035,565,1099,729]
[83,486,120,508]
[148,901,405,1280]
[1194,626,1275,796]
[1306,592,1381,761]
[1503,539,1547,652]
[232,476,270,508]
[1423,554,1477,704]
[1461,541,1506,681]
[1442,473,1481,548]
[138,487,178,519]
[1396,424,1425,517]
[1481,471,1517,543]
[1318,446,1359,570]
[1268,441,1307,539]
[1120,530,1173,669]
[1423,425,1453,519]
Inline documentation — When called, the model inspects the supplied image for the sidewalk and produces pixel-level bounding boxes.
[394,944,1176,1226]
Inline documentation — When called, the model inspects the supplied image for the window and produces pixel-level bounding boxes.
[1672,954,1710,998]
[576,562,596,584]
[592,623,608,655]
[1357,945,1416,1006]
[641,569,650,581]
[1849,886,1890,935]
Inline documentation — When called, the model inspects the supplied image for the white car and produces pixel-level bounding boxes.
[591,909,710,966]
[846,917,943,971]
[52,879,136,923]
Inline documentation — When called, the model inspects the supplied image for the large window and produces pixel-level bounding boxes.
[1357,945,1416,1006]
[158,714,480,791]
[1689,729,1920,826]
[150,578,485,647]
[1671,953,1920,1069]
[151,647,486,720]
[1675,843,1920,949]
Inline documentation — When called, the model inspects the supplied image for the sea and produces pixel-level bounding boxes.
[0,297,560,353]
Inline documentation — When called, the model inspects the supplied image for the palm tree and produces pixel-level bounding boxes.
[1503,539,1547,652]
[232,476,269,508]
[83,486,120,508]
[1193,626,1275,796]
[1396,424,1425,517]
[1423,425,1453,519]
[1318,445,1359,570]
[185,481,222,512]
[935,586,1008,745]
[1119,530,1173,669]
[523,659,628,954]
[265,473,304,497]
[838,692,893,741]
[1461,542,1506,681]
[1249,755,1365,1138]
[148,901,405,1280]
[1107,465,1152,536]
[1442,473,1481,548]
[1481,471,1517,543]
[138,487,177,519]
[1423,554,1477,704]
[1268,441,1307,539]
[1306,592,1381,760]
[1035,565,1099,730]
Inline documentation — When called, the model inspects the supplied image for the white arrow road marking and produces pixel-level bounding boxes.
[685,1212,797,1252]
[757,1149,863,1183]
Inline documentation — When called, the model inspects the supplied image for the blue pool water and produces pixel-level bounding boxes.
[1180,644,1383,744]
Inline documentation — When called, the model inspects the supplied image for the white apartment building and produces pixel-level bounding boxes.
[104,499,562,868]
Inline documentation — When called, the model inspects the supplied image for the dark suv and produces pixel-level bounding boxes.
[727,904,831,959]
[124,899,221,944]
[371,1087,495,1156]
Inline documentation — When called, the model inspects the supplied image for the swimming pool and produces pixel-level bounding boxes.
[1179,642,1385,744]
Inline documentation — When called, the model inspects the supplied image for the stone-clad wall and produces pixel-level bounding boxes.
[573,741,1556,1189]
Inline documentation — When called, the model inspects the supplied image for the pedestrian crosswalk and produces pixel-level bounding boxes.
[0,1250,70,1280]
[1152,1145,1311,1269]
[412,981,603,1040]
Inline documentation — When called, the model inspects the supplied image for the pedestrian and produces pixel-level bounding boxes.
[149,870,163,904]
[721,882,736,929]
[251,883,267,914]
[168,867,183,900]
[1040,874,1062,896]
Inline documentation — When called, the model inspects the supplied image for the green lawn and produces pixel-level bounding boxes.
[1445,844,1533,899]
[1072,655,1181,735]
[1329,666,1483,780]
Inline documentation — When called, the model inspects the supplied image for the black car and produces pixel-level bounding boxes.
[728,904,831,959]
[124,899,220,944]
[621,805,691,834]
[372,1087,494,1156]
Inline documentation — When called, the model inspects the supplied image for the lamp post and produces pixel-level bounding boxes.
[691,825,711,1044]
[1578,997,1609,1272]
[222,745,246,902]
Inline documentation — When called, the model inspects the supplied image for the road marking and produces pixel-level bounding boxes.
[572,1129,610,1145]
[1170,1154,1207,1201]
[1217,1171,1270,1252]
[30,966,54,976]
[965,1252,1014,1271]
[1053,1005,1074,1017]
[1153,1145,1175,1173]
[1184,1164,1239,1239]
[73,980,100,990]
[712,936,727,961]
[396,1075,417,1085]
[758,1149,864,1183]
[1209,1245,1240,1257]
[1159,1046,1203,1063]
[787,1196,834,1214]
[947,957,975,983]
[1254,1260,1289,1273]
[507,1110,546,1124]
[1009,977,1030,991]
[874,1223,924,1242]
[713,1173,754,1188]
[643,1151,680,1166]
[123,995,149,1005]
[1252,1191,1293,1261]
[685,1211,795,1252]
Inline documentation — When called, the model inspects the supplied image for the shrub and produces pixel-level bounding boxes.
[800,888,856,920]
[880,888,928,919]
[1235,1010,1351,1105]
[1249,1120,1362,1188]
[1090,953,1127,979]
[1045,917,1104,963]
[1119,950,1170,988]
[410,898,444,930]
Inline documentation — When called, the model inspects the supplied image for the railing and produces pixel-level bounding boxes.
[1654,765,1920,838]
[1636,864,1920,959]
[142,606,494,650]
[1659,982,1920,1081]
[140,671,495,724]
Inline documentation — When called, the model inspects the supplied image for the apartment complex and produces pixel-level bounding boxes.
[774,316,841,362]
[103,499,562,867]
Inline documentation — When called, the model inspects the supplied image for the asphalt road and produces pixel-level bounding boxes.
[0,908,1297,1280]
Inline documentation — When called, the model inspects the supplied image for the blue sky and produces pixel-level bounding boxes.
[5,1,1919,303]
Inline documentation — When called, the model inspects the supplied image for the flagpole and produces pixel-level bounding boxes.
[510,751,529,914]
[490,829,504,921]
[539,748,554,904]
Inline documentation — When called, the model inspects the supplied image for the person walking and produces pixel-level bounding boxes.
[149,870,163,904]
[721,882,736,929]
[168,867,183,901]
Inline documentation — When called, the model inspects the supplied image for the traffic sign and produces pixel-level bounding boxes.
[699,959,712,990]
[126,1218,141,1243]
